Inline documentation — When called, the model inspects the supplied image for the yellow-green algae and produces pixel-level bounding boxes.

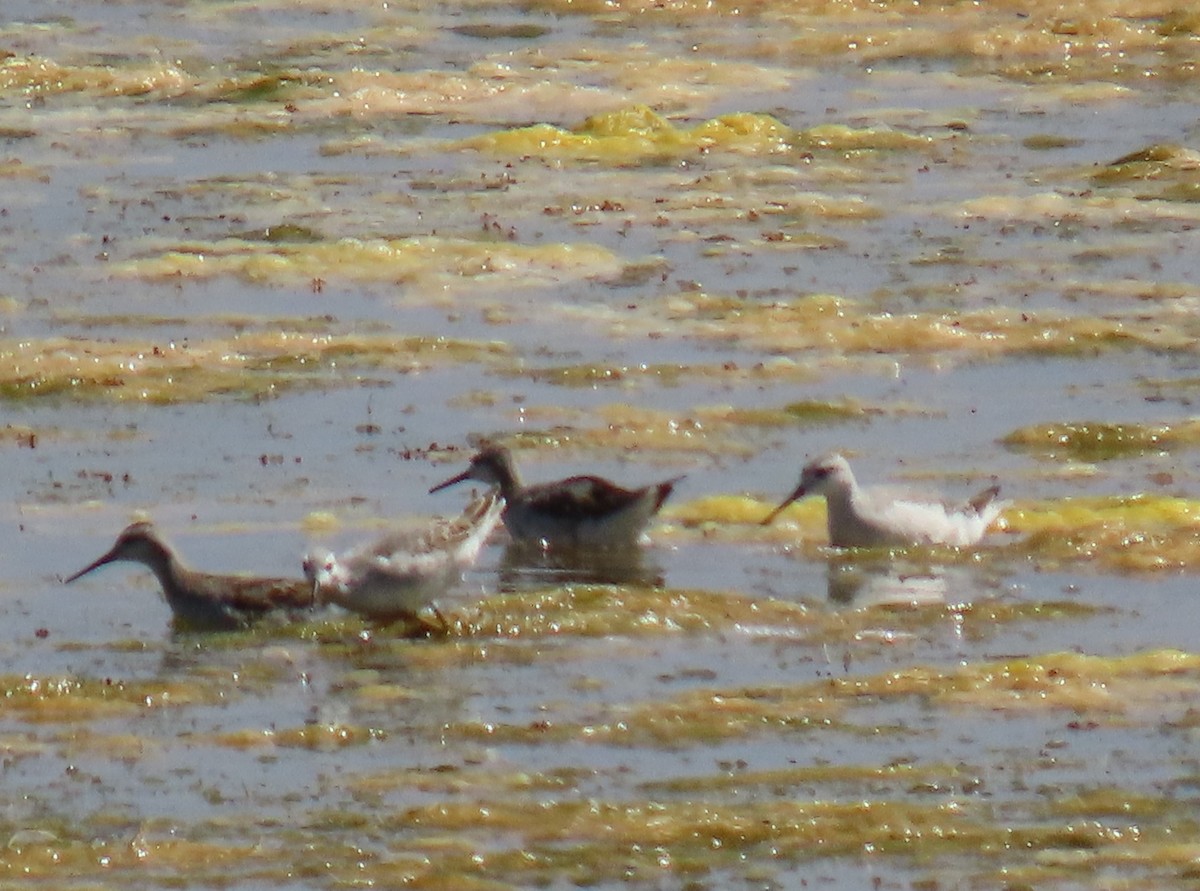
[448,584,816,642]
[660,173,883,224]
[461,105,934,164]
[452,407,759,458]
[0,55,192,97]
[569,0,1199,89]
[362,794,1198,889]
[512,376,880,430]
[1,634,1188,889]
[736,398,875,425]
[0,673,235,721]
[1092,144,1200,204]
[523,361,701,388]
[957,190,1200,229]
[852,648,1200,713]
[1046,788,1178,821]
[662,292,1188,360]
[0,827,390,887]
[667,492,792,531]
[1023,134,1085,151]
[345,762,587,801]
[421,603,1106,746]
[1088,143,1200,204]
[0,157,44,179]
[1003,419,1200,461]
[640,760,972,796]
[0,330,508,404]
[590,649,1200,747]
[1063,279,1200,303]
[446,399,901,470]
[249,588,1098,680]
[112,235,626,292]
[4,798,1197,890]
[4,4,1196,150]
[1006,494,1200,572]
[396,796,974,858]
[209,722,386,751]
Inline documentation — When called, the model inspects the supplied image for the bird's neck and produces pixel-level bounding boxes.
[822,485,861,533]
[492,460,524,501]
[823,482,856,511]
[137,548,192,600]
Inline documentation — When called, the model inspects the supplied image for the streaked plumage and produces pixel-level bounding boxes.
[304,489,504,621]
[64,521,313,630]
[762,453,1003,548]
[429,445,681,550]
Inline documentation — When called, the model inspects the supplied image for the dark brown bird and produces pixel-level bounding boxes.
[429,444,682,550]
[64,521,314,630]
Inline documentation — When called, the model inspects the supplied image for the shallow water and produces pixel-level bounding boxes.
[5,0,1200,887]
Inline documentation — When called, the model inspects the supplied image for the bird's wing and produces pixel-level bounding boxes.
[210,576,315,612]
[524,476,643,518]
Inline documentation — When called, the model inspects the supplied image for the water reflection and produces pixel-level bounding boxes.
[496,542,666,592]
[824,554,994,608]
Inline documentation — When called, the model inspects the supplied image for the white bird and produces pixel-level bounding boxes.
[762,453,1003,548]
[304,490,504,621]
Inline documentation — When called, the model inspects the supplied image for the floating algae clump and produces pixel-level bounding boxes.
[1002,420,1200,461]
[460,105,864,164]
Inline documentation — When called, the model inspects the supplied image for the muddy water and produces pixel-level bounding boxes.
[4,1,1200,887]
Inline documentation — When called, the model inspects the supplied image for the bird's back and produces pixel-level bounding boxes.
[831,483,1003,548]
[507,475,679,548]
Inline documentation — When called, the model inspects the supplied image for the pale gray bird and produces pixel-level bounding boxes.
[762,453,1003,548]
[304,489,504,621]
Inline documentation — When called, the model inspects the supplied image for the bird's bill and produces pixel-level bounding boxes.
[63,549,118,583]
[760,484,807,526]
[428,468,472,494]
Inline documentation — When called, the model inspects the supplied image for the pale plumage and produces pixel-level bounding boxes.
[762,453,1003,548]
[304,489,504,621]
[64,521,314,630]
[429,445,682,550]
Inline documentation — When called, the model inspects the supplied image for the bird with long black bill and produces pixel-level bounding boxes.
[64,521,314,630]
[430,444,682,550]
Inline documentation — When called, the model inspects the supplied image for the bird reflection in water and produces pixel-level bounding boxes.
[824,556,948,608]
[822,553,1003,609]
[496,540,666,592]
